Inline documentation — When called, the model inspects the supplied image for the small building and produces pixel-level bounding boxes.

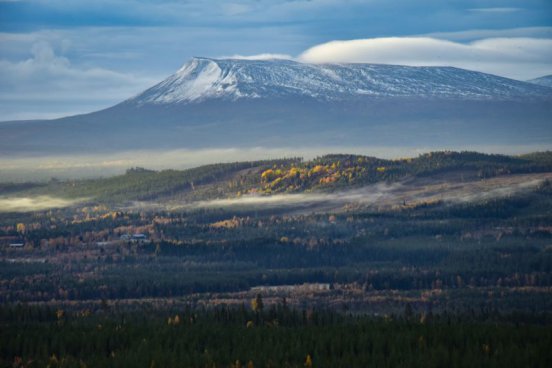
[9,240,24,248]
[120,233,148,243]
[1,236,23,248]
[120,234,131,241]
[131,233,148,244]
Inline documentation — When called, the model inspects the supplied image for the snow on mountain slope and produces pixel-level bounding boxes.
[128,57,552,105]
[527,75,552,88]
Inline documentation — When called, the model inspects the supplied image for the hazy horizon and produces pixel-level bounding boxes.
[2,144,551,182]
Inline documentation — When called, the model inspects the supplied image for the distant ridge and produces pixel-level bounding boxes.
[527,75,552,88]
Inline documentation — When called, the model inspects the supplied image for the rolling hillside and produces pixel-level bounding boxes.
[3,151,552,208]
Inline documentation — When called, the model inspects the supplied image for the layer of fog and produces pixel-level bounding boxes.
[169,173,552,213]
[2,144,551,182]
[0,173,549,214]
[0,195,86,213]
[177,182,399,212]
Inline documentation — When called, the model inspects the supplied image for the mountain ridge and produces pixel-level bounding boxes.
[527,75,552,88]
[0,58,551,156]
[126,57,552,105]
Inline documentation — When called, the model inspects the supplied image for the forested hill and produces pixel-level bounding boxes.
[6,151,552,203]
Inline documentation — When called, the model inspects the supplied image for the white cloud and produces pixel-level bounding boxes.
[298,37,552,80]
[0,41,158,119]
[0,41,156,99]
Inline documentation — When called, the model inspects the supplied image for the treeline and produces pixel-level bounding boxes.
[2,304,552,367]
[25,158,302,202]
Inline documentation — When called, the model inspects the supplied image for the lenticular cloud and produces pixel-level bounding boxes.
[298,37,552,80]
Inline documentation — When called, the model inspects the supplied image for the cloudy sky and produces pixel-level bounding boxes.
[1,0,551,120]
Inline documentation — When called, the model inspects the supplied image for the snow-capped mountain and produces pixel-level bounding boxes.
[1,58,551,156]
[128,57,551,105]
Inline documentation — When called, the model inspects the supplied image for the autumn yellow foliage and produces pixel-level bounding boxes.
[261,169,275,181]
[310,165,326,175]
[210,218,240,229]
